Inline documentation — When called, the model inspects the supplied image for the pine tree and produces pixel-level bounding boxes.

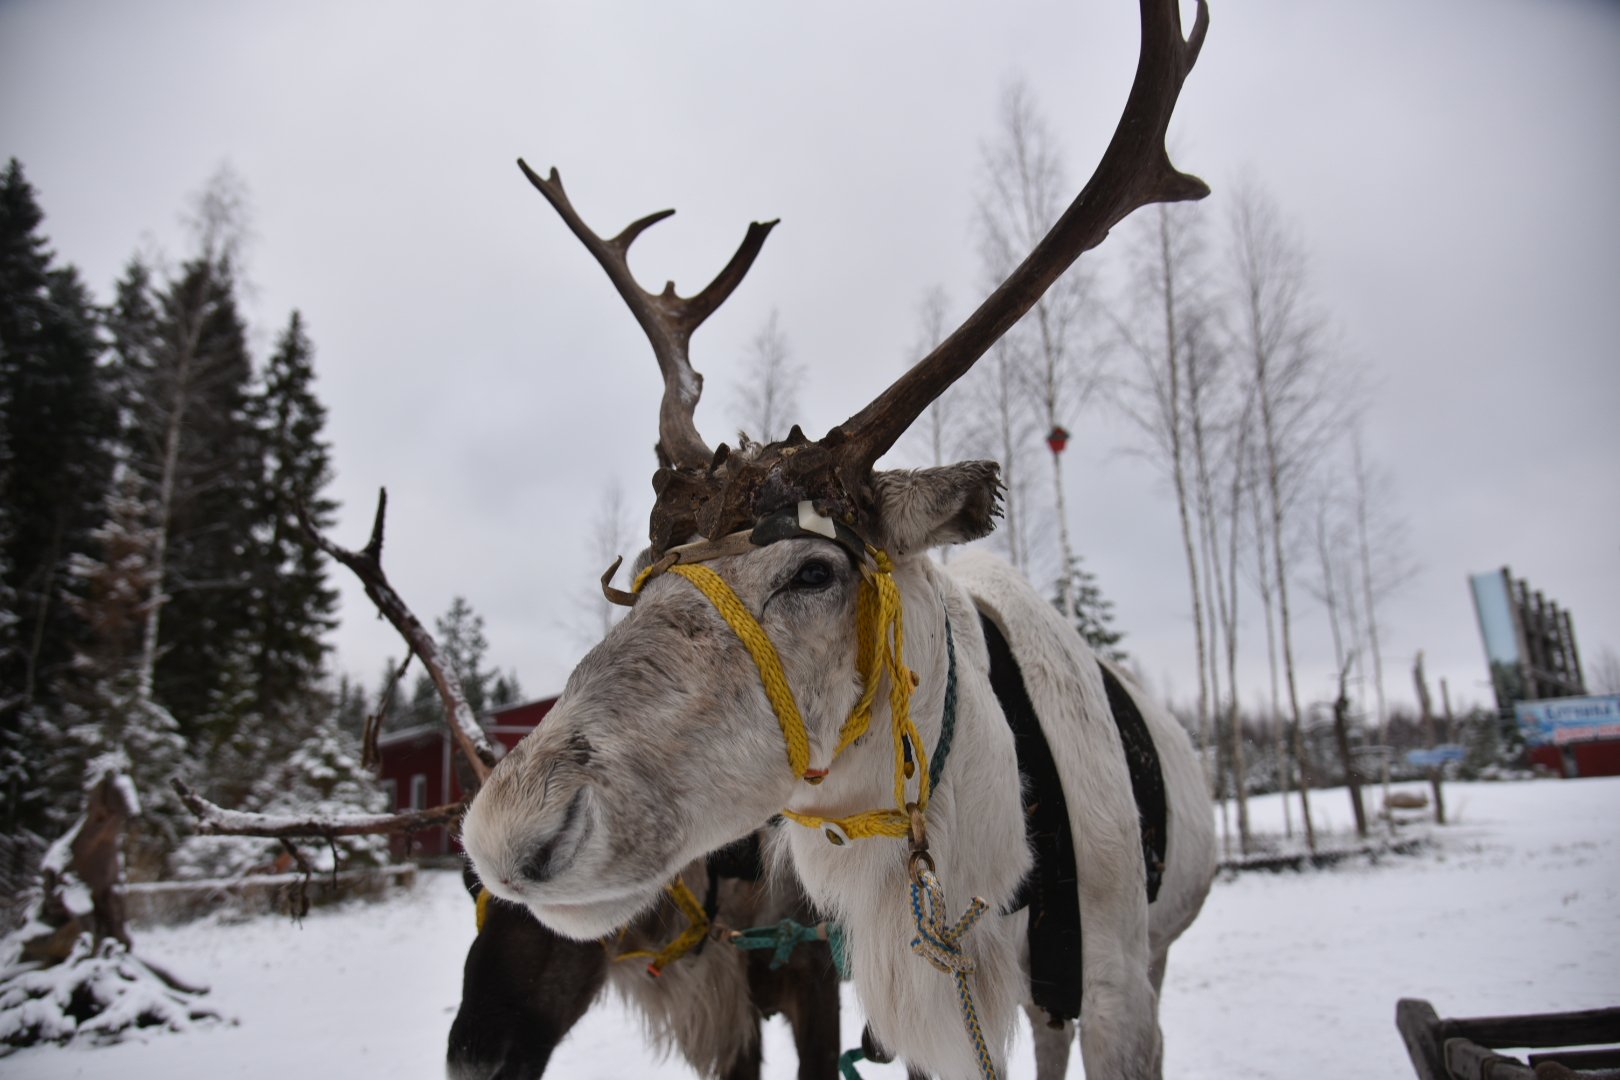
[373,659,406,728]
[119,254,261,752]
[169,707,386,881]
[436,596,493,715]
[246,311,337,746]
[0,159,116,718]
[60,473,189,879]
[331,673,368,737]
[1051,554,1127,663]
[491,671,523,709]
[259,710,388,868]
[0,161,116,839]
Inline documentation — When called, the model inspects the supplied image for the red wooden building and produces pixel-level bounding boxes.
[376,695,557,856]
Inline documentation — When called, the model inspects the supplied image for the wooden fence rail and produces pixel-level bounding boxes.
[1398,998,1620,1079]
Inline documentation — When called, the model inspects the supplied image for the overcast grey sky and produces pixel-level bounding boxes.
[4,0,1617,721]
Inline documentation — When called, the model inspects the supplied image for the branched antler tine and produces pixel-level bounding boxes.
[517,158,777,471]
[834,0,1211,470]
[610,208,677,255]
[674,217,779,333]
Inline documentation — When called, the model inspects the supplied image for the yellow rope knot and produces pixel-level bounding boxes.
[612,877,710,977]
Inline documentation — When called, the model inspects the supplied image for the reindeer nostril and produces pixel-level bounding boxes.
[518,787,589,884]
[520,838,559,883]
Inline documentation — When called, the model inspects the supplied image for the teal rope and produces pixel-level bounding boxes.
[837,1047,867,1080]
[728,918,848,977]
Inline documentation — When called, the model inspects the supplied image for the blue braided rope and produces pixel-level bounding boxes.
[908,870,999,1080]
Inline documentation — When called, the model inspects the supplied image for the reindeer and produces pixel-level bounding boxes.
[464,2,1215,1076]
[448,833,842,1080]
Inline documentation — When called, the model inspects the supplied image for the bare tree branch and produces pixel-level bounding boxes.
[173,779,465,839]
[362,652,413,771]
[296,488,499,784]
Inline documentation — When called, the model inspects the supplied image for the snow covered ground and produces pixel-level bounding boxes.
[8,776,1618,1079]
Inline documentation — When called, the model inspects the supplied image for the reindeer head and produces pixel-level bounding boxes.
[463,0,1209,939]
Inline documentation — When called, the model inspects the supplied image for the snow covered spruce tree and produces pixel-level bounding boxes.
[171,707,386,882]
[60,473,190,880]
[209,311,340,783]
[1050,553,1127,663]
[112,184,344,812]
[0,160,117,841]
[120,249,262,758]
[404,596,522,725]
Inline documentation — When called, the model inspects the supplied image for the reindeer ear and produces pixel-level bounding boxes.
[870,461,1003,556]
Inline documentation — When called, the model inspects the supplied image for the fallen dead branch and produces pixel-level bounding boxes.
[171,780,465,839]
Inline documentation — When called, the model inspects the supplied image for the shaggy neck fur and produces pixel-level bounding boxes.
[780,554,1030,1078]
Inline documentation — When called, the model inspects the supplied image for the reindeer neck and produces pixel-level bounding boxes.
[782,560,1032,1077]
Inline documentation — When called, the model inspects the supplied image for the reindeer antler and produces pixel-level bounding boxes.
[831,0,1210,476]
[517,160,779,470]
[523,0,1210,555]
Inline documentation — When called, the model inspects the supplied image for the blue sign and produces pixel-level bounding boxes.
[1516,695,1620,747]
[1405,745,1466,768]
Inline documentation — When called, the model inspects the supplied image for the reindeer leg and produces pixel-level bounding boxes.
[719,1033,763,1080]
[786,949,841,1080]
[1025,1004,1074,1080]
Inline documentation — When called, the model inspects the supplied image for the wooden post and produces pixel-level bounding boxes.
[1413,651,1446,825]
[21,770,137,965]
[1395,998,1448,1080]
[1332,657,1367,837]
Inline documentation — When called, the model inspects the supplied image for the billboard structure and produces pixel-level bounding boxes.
[1468,566,1585,713]
[1515,695,1620,747]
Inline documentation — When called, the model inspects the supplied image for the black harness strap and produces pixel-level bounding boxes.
[981,615,1084,1023]
[1097,663,1169,901]
[982,615,1172,1024]
[696,833,766,956]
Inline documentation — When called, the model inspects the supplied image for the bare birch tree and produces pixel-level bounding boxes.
[730,308,803,444]
[1349,428,1417,822]
[973,79,1104,580]
[1308,480,1368,837]
[130,169,255,697]
[1242,436,1291,837]
[573,479,634,646]
[967,339,1035,572]
[1116,201,1214,795]
[1186,329,1256,852]
[908,286,959,469]
[1226,178,1348,853]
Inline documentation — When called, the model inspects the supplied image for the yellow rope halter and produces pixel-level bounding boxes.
[780,548,930,843]
[627,536,994,1070]
[665,562,814,780]
[611,876,710,977]
[633,542,927,845]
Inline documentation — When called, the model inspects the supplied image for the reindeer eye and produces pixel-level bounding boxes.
[790,558,835,590]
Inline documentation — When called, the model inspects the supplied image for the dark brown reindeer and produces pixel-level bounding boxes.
[465,2,1216,1077]
[447,832,842,1080]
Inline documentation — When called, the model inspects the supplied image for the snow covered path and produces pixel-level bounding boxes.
[9,776,1619,1078]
